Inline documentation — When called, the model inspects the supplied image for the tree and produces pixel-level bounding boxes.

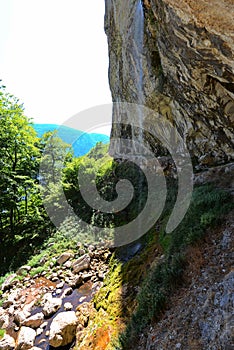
[0,84,40,237]
[38,130,73,225]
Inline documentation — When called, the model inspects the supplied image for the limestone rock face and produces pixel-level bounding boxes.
[105,0,234,166]
[49,311,78,348]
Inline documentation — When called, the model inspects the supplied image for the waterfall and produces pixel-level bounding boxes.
[134,0,144,106]
[132,0,145,156]
[133,0,145,241]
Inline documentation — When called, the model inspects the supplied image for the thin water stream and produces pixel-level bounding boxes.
[5,278,99,350]
[33,281,98,350]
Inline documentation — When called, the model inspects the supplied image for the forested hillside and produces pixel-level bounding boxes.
[33,124,109,157]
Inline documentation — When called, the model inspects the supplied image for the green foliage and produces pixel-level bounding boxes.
[0,84,53,274]
[39,130,72,186]
[0,85,40,230]
[0,329,5,339]
[29,266,46,277]
[165,184,233,254]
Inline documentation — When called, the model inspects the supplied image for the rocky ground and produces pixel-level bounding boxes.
[0,244,112,350]
[137,209,234,350]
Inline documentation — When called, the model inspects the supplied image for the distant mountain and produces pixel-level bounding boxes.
[32,123,109,157]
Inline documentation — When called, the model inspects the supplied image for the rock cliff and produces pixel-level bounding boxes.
[105,0,234,167]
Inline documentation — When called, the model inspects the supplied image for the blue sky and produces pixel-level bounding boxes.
[0,0,112,133]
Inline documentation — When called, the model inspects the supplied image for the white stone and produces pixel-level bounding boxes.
[36,328,43,336]
[42,297,62,317]
[61,288,73,298]
[0,334,15,350]
[63,260,72,268]
[0,313,9,329]
[40,321,48,329]
[16,326,36,350]
[49,311,78,348]
[64,302,73,311]
[14,310,31,326]
[56,281,64,289]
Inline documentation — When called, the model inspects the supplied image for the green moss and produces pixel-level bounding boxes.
[0,329,5,339]
[29,265,46,277]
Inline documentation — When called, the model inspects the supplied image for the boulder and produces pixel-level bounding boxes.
[0,334,15,350]
[14,310,31,326]
[61,288,73,298]
[76,302,94,327]
[17,266,31,276]
[16,326,36,350]
[49,311,78,347]
[64,302,73,311]
[0,313,9,329]
[42,296,62,317]
[69,275,82,289]
[57,252,74,265]
[72,254,90,274]
[56,281,64,289]
[1,274,17,292]
[2,289,20,309]
[63,260,72,268]
[22,312,44,329]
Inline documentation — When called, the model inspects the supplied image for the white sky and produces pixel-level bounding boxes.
[0,0,112,134]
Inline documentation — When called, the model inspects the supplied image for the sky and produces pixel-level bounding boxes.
[0,0,112,134]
